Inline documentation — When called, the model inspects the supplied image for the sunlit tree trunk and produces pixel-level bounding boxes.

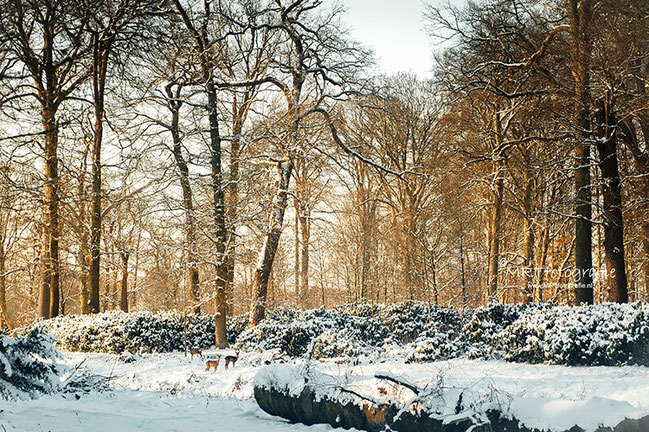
[487,109,504,301]
[89,40,108,314]
[39,106,61,319]
[299,209,310,306]
[206,81,229,347]
[523,169,535,303]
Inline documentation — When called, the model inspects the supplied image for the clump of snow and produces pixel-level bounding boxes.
[511,396,643,432]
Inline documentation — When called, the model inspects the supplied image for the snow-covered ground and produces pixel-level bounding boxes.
[2,349,649,432]
[1,349,346,432]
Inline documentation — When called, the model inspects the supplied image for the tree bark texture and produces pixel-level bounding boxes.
[569,0,594,305]
[39,107,61,319]
[596,100,628,303]
[206,81,228,348]
[0,239,11,329]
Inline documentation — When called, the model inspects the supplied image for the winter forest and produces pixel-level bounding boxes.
[2,0,649,431]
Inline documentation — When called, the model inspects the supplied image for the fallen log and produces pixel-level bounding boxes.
[253,364,649,432]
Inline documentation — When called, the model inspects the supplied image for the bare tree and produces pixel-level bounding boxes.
[236,0,369,326]
[86,0,152,314]
[0,0,91,318]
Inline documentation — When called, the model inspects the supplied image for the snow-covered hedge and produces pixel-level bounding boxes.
[495,302,649,365]
[235,307,391,357]
[29,301,649,367]
[35,310,215,354]
[456,301,649,366]
[312,329,368,359]
[1,327,67,400]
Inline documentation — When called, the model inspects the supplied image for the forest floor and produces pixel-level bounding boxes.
[1,350,649,432]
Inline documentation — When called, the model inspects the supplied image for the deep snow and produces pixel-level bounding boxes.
[2,349,649,432]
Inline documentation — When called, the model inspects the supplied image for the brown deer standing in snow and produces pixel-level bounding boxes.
[205,355,221,371]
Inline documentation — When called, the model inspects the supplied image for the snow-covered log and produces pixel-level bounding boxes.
[253,363,649,432]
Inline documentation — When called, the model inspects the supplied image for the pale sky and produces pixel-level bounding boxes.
[338,0,465,78]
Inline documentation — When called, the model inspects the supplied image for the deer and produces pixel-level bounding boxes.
[224,351,239,369]
[189,348,202,358]
[205,355,221,372]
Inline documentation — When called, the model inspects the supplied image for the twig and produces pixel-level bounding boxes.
[337,387,387,408]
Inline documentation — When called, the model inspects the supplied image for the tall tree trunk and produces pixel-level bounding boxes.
[643,223,649,300]
[487,183,503,301]
[430,249,438,305]
[574,113,593,305]
[536,220,550,302]
[487,110,504,301]
[360,217,372,300]
[78,244,91,314]
[39,107,60,319]
[459,234,467,307]
[166,84,201,314]
[249,161,293,326]
[569,0,594,305]
[294,200,300,299]
[225,132,241,316]
[90,41,110,314]
[120,251,129,312]
[206,81,228,348]
[78,165,91,314]
[596,100,628,303]
[171,0,229,344]
[523,169,535,303]
[89,107,102,314]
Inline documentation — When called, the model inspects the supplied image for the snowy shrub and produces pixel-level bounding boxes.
[334,302,382,318]
[227,313,249,344]
[0,327,67,400]
[497,302,649,366]
[236,307,390,357]
[36,310,215,354]
[312,329,367,359]
[405,322,463,363]
[378,301,462,343]
[267,306,302,324]
[460,302,527,345]
[236,319,315,356]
